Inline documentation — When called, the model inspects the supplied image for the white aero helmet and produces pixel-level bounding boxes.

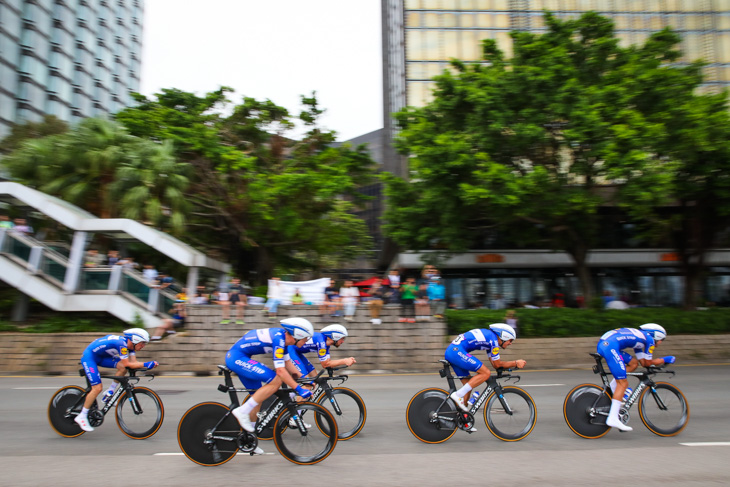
[320,324,348,341]
[123,328,150,344]
[640,323,667,341]
[489,323,517,341]
[280,318,314,340]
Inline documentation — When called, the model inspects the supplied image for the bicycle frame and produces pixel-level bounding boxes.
[434,360,520,425]
[308,367,348,415]
[588,353,675,419]
[215,366,311,436]
[70,367,151,420]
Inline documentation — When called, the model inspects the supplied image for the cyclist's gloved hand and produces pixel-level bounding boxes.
[143,361,158,369]
[662,356,676,365]
[295,385,312,399]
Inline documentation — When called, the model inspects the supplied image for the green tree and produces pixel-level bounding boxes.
[2,118,190,234]
[117,89,376,282]
[384,11,703,303]
[0,114,68,154]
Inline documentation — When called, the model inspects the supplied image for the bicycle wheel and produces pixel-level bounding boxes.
[48,385,86,438]
[563,383,612,439]
[178,402,240,466]
[116,386,164,439]
[405,387,457,444]
[483,386,537,441]
[638,382,690,437]
[243,394,277,440]
[273,402,338,465]
[315,387,367,440]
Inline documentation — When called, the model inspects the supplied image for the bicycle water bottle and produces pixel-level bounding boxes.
[467,390,480,406]
[102,390,114,403]
[622,387,633,402]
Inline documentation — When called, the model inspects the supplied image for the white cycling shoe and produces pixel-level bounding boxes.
[232,407,255,432]
[252,446,265,455]
[74,415,94,432]
[288,417,312,429]
[450,392,469,412]
[606,416,633,432]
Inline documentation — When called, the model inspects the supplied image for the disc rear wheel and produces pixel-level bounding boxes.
[48,385,87,438]
[405,388,457,444]
[563,383,611,439]
[178,402,240,466]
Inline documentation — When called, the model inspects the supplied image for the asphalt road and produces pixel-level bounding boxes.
[2,364,730,486]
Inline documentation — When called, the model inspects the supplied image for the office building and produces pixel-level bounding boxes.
[381,0,730,307]
[0,0,144,139]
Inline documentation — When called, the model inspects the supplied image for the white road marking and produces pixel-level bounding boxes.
[154,452,275,456]
[13,387,58,390]
[680,442,730,447]
[520,384,565,387]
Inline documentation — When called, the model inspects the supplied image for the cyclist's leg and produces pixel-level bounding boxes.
[78,353,104,431]
[226,355,279,431]
[608,352,635,394]
[444,347,488,410]
[596,343,632,431]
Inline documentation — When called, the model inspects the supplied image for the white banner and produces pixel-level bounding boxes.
[268,278,332,305]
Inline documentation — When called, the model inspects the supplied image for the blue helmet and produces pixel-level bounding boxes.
[640,323,667,341]
[280,318,314,340]
[489,323,517,341]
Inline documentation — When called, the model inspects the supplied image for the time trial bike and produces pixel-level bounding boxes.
[246,365,366,441]
[177,364,338,466]
[563,352,690,438]
[48,366,164,439]
[406,359,537,443]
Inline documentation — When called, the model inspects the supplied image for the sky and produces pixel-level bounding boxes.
[140,0,383,142]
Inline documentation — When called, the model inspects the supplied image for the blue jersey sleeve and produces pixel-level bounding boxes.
[271,328,289,368]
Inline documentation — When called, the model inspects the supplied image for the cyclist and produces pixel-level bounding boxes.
[596,323,676,432]
[227,317,315,446]
[288,324,356,379]
[445,323,526,421]
[75,328,158,432]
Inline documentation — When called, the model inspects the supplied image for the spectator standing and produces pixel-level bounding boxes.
[265,277,283,318]
[504,309,519,334]
[12,218,33,235]
[399,277,418,323]
[415,282,430,321]
[228,278,247,325]
[320,279,341,318]
[142,264,158,285]
[216,285,232,324]
[339,280,360,321]
[106,250,120,266]
[367,280,385,325]
[84,249,105,267]
[0,215,14,230]
[427,278,446,318]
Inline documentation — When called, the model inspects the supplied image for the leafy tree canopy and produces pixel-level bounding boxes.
[384,11,710,301]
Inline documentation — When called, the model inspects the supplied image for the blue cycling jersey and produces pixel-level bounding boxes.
[451,328,502,361]
[83,334,132,362]
[598,327,656,360]
[227,327,289,368]
[292,332,330,362]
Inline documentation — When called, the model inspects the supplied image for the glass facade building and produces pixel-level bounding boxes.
[0,0,144,139]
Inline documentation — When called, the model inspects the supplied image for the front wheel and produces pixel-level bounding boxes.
[48,385,87,438]
[563,383,612,439]
[316,387,367,440]
[638,382,690,437]
[405,388,457,444]
[178,402,240,466]
[116,386,164,439]
[483,386,537,441]
[273,402,338,465]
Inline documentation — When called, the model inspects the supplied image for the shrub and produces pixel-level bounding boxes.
[444,308,730,337]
